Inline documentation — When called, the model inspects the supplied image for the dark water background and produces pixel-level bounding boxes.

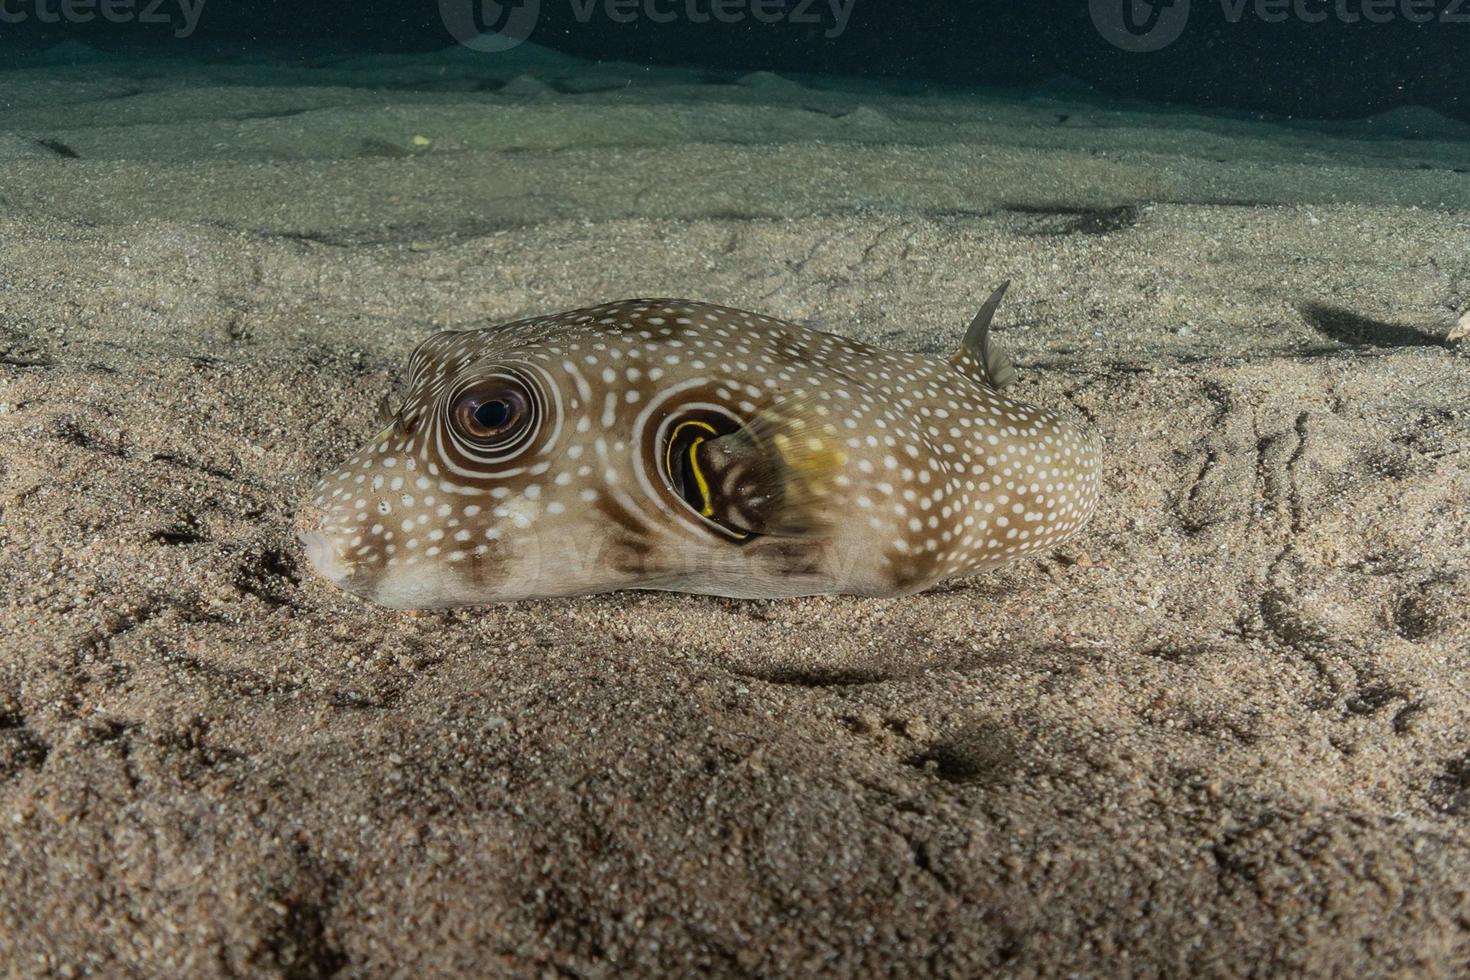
[0,0,1464,126]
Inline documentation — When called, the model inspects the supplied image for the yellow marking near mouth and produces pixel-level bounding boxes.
[686,438,716,518]
[665,420,715,511]
[665,419,749,539]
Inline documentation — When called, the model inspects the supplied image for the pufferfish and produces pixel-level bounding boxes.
[297,284,1100,607]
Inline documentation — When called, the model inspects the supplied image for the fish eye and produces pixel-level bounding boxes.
[474,400,511,429]
[452,384,529,441]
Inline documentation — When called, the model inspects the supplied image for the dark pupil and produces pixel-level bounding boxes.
[473,399,512,430]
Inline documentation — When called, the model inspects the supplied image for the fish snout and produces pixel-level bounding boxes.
[297,529,355,589]
[294,497,369,594]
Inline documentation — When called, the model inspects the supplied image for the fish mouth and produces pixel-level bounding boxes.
[297,530,356,590]
[295,524,520,609]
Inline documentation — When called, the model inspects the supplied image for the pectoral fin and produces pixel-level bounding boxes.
[375,392,397,426]
[688,395,848,538]
[374,392,410,435]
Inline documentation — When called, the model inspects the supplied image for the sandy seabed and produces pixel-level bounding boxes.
[1,41,1469,978]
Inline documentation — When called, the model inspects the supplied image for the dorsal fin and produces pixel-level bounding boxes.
[952,281,1018,390]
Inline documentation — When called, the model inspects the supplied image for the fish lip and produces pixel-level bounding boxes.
[297,529,355,589]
